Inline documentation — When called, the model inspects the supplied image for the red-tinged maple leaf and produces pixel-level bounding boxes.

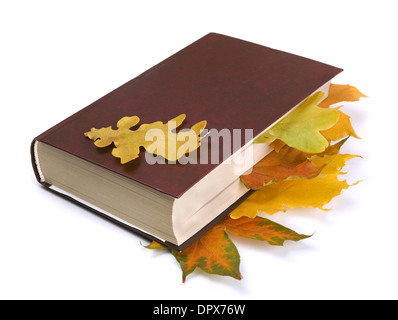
[222,215,311,245]
[240,137,349,190]
[146,215,311,282]
[240,145,325,189]
[171,225,242,282]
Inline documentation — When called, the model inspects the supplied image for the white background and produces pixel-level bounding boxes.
[1,0,397,300]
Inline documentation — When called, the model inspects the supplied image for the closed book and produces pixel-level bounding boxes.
[31,33,342,250]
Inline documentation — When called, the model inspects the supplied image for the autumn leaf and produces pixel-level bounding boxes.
[321,111,360,141]
[144,241,167,249]
[269,139,286,152]
[264,84,365,151]
[241,137,350,190]
[171,224,242,282]
[147,215,310,282]
[254,92,340,153]
[222,215,311,245]
[318,84,367,108]
[232,139,357,219]
[231,173,350,219]
[85,114,207,163]
[318,84,365,141]
[143,83,364,282]
[240,144,326,189]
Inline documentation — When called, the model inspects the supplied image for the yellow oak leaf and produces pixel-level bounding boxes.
[85,114,207,164]
[254,92,340,153]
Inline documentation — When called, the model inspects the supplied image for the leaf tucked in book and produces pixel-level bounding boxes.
[147,215,310,282]
[231,140,358,219]
[318,84,367,108]
[84,114,207,163]
[240,137,352,190]
[231,171,351,219]
[267,84,365,151]
[145,83,365,282]
[254,91,340,153]
[172,224,242,283]
[240,144,327,190]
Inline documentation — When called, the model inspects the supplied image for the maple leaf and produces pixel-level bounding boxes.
[318,84,366,141]
[171,224,242,282]
[321,111,360,141]
[147,215,310,282]
[254,92,340,153]
[144,241,167,249]
[222,215,311,245]
[318,84,367,108]
[85,114,207,163]
[240,144,326,189]
[241,137,351,190]
[230,171,351,219]
[231,139,357,219]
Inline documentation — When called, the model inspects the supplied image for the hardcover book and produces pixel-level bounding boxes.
[31,33,342,250]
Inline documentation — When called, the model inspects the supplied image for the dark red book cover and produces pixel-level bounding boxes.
[31,32,342,199]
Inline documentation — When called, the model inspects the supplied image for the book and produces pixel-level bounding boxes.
[31,33,342,251]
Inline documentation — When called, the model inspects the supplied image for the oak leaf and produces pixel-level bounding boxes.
[263,84,366,152]
[254,92,340,153]
[85,114,207,163]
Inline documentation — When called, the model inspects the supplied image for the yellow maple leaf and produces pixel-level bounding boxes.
[317,84,366,141]
[85,114,207,163]
[254,92,340,153]
[230,173,350,219]
[321,111,360,141]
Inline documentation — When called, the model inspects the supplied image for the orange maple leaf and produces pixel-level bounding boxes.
[240,137,349,190]
[318,84,367,108]
[147,215,310,282]
[319,84,366,141]
[171,224,242,282]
